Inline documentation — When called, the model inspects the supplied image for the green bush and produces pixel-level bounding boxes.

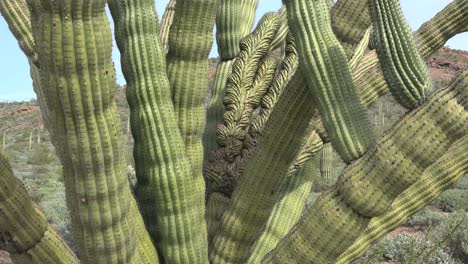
[428,212,468,263]
[404,208,446,228]
[355,233,458,264]
[454,175,468,190]
[431,189,468,212]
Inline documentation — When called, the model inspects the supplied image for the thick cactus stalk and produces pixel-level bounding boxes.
[262,74,468,263]
[28,0,159,263]
[349,28,372,70]
[0,152,78,264]
[370,0,432,109]
[108,0,209,262]
[284,0,374,163]
[165,0,218,259]
[203,0,259,153]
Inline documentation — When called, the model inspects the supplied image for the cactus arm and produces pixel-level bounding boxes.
[349,27,372,71]
[209,70,319,263]
[28,0,159,262]
[108,0,210,262]
[339,76,468,264]
[246,132,323,263]
[356,0,468,108]
[262,72,468,263]
[159,0,177,52]
[206,192,230,241]
[320,143,334,181]
[268,6,288,52]
[0,0,35,60]
[203,0,259,153]
[369,0,432,109]
[331,0,371,58]
[0,152,79,264]
[165,0,219,260]
[284,0,374,163]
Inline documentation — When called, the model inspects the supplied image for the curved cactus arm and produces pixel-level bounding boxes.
[108,0,209,262]
[331,0,371,58]
[369,0,432,109]
[203,0,259,153]
[356,0,468,108]
[262,73,468,263]
[159,0,177,52]
[28,0,160,263]
[209,70,318,263]
[0,152,79,264]
[338,81,468,263]
[0,0,35,59]
[284,0,374,163]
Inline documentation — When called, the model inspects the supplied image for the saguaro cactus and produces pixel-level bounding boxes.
[0,0,467,263]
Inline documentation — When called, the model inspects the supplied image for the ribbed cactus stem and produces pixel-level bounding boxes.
[210,72,318,263]
[0,0,35,59]
[165,0,218,260]
[262,73,468,263]
[284,0,374,163]
[246,135,322,263]
[320,143,334,181]
[29,0,158,262]
[108,0,208,262]
[331,0,371,58]
[269,6,288,52]
[369,0,432,109]
[159,0,177,52]
[349,28,372,70]
[339,133,468,264]
[0,152,79,264]
[356,0,468,108]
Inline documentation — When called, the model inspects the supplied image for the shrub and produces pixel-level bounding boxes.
[431,189,468,212]
[354,234,458,264]
[404,207,445,228]
[428,212,468,263]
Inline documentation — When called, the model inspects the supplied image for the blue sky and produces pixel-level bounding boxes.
[0,0,466,101]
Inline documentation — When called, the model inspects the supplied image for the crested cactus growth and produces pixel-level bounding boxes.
[203,0,259,153]
[1,0,467,264]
